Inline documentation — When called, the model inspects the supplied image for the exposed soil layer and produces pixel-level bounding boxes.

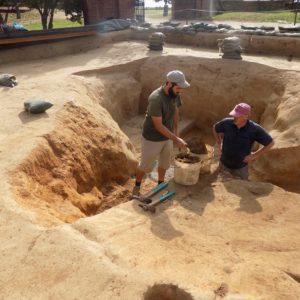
[11,102,137,225]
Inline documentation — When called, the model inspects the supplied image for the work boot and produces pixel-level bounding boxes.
[131,185,140,198]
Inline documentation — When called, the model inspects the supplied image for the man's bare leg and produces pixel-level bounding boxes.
[132,168,146,197]
[158,167,166,183]
[135,168,145,184]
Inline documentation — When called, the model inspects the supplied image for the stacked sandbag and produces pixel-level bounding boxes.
[148,32,165,51]
[0,74,18,87]
[24,100,53,114]
[218,37,242,60]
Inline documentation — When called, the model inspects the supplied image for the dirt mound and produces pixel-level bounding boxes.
[10,102,137,225]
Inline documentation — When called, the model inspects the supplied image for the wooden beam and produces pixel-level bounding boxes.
[0,30,97,45]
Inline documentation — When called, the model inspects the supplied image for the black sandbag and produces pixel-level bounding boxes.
[24,100,53,114]
[0,74,17,87]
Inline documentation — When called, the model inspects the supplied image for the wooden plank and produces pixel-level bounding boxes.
[0,30,97,45]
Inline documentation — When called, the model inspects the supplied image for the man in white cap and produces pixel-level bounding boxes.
[133,70,190,196]
[213,102,274,180]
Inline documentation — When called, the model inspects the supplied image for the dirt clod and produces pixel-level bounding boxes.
[186,136,208,155]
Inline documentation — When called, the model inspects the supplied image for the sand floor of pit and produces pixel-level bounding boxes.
[0,41,300,300]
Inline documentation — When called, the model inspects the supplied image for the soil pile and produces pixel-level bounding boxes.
[11,102,137,225]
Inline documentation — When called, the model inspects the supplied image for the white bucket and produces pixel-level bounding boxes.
[174,157,202,186]
[199,149,214,174]
[173,145,214,185]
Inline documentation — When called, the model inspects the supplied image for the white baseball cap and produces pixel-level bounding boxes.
[166,70,190,88]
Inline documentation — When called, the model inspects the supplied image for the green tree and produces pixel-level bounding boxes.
[0,0,6,23]
[59,0,84,24]
[25,0,59,30]
[0,0,23,23]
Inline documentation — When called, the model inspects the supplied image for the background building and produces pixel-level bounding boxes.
[84,0,135,25]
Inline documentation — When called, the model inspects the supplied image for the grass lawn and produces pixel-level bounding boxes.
[25,20,83,31]
[145,8,169,20]
[4,9,82,31]
[213,11,297,23]
[145,8,297,24]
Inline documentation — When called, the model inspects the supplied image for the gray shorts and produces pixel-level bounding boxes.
[219,162,249,180]
[138,137,173,173]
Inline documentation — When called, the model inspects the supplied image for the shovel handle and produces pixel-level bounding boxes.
[137,182,168,202]
[159,191,176,202]
[152,181,168,193]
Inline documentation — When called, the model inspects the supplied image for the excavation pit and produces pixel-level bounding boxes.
[1,35,300,300]
[10,54,300,225]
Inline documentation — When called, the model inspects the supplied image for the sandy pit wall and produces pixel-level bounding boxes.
[1,28,300,65]
[72,54,300,191]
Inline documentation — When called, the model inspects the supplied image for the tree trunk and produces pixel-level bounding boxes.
[83,0,89,25]
[41,13,48,30]
[37,0,58,30]
[48,1,58,30]
[163,4,168,17]
[16,6,21,19]
[0,13,4,24]
[216,0,224,11]
[48,8,55,29]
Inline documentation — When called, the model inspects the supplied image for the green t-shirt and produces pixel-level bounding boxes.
[142,86,182,141]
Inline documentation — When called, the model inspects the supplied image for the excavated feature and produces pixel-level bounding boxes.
[10,55,300,225]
